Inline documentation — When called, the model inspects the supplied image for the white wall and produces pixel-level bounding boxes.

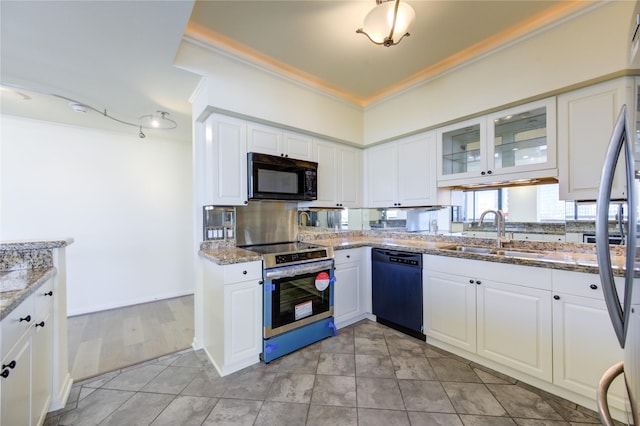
[364,1,634,144]
[1,115,193,315]
[175,40,364,145]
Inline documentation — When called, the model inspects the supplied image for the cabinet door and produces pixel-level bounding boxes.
[311,140,338,207]
[31,311,52,426]
[334,262,361,327]
[247,123,282,157]
[397,132,437,207]
[224,280,262,365]
[558,78,631,200]
[337,145,362,208]
[552,293,626,410]
[366,143,398,207]
[423,270,477,352]
[477,280,552,381]
[1,335,32,426]
[487,98,556,178]
[283,131,314,161]
[204,115,248,205]
[437,117,487,182]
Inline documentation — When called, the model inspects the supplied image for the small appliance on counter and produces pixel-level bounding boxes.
[203,205,235,241]
[236,201,336,363]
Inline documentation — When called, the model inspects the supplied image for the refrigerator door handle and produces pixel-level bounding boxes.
[596,104,633,348]
[597,361,625,426]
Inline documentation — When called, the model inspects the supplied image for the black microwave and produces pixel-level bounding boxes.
[248,152,318,201]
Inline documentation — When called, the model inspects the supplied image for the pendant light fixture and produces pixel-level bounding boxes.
[356,0,415,47]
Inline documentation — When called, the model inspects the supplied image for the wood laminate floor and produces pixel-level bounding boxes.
[67,295,194,381]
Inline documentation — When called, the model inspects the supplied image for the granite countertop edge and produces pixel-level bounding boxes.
[0,238,74,251]
[198,236,629,277]
[0,267,57,321]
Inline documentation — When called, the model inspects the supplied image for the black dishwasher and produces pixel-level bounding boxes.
[371,248,425,340]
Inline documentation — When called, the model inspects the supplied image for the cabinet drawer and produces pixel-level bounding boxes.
[334,248,363,265]
[2,294,34,360]
[424,254,551,290]
[552,270,625,300]
[224,261,262,284]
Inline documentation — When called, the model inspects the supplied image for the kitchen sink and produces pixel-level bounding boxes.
[494,250,545,259]
[441,245,545,259]
[442,245,494,254]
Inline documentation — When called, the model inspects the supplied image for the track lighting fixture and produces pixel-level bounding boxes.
[1,82,178,138]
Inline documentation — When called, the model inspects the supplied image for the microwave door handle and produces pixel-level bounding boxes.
[596,104,627,348]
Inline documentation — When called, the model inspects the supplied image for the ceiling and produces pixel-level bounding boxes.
[0,0,594,143]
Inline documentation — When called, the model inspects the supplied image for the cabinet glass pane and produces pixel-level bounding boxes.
[441,124,481,176]
[493,106,547,170]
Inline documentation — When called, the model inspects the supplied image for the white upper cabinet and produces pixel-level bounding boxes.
[558,77,633,200]
[366,131,447,208]
[283,131,314,161]
[437,98,557,186]
[203,114,248,206]
[247,123,313,161]
[301,139,362,208]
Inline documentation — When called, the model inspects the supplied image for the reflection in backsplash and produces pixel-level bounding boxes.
[298,207,632,244]
[297,183,635,243]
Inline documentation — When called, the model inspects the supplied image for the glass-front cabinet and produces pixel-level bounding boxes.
[437,98,557,186]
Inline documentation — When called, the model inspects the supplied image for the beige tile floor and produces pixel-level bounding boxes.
[48,311,616,426]
[67,295,194,381]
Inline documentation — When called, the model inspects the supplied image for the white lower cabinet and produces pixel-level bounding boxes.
[424,269,477,352]
[477,279,552,381]
[203,260,263,376]
[333,248,370,328]
[551,270,626,411]
[1,333,32,426]
[424,255,553,381]
[1,277,54,426]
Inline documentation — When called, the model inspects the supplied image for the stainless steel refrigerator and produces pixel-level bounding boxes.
[596,104,640,426]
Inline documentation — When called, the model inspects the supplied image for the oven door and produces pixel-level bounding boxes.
[263,259,334,338]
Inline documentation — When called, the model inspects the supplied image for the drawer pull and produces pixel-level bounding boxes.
[1,370,9,379]
[2,361,16,370]
[242,270,247,275]
[44,291,53,296]
[554,295,560,300]
[35,321,45,328]
[469,279,474,284]
[590,284,598,290]
[346,255,350,259]
[19,315,31,323]
[475,280,481,285]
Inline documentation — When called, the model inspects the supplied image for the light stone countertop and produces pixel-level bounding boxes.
[0,267,57,321]
[0,238,74,251]
[199,246,263,266]
[199,230,634,277]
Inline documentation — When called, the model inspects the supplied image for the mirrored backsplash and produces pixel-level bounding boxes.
[297,183,636,244]
[298,208,630,244]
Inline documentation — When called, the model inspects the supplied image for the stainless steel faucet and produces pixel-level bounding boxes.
[478,209,507,248]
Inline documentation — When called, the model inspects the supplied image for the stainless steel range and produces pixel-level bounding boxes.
[236,202,336,362]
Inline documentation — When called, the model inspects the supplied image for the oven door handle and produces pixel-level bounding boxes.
[264,259,334,280]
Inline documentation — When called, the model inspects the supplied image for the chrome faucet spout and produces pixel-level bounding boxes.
[478,209,507,248]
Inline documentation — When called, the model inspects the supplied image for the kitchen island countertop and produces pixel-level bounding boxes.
[0,267,57,320]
